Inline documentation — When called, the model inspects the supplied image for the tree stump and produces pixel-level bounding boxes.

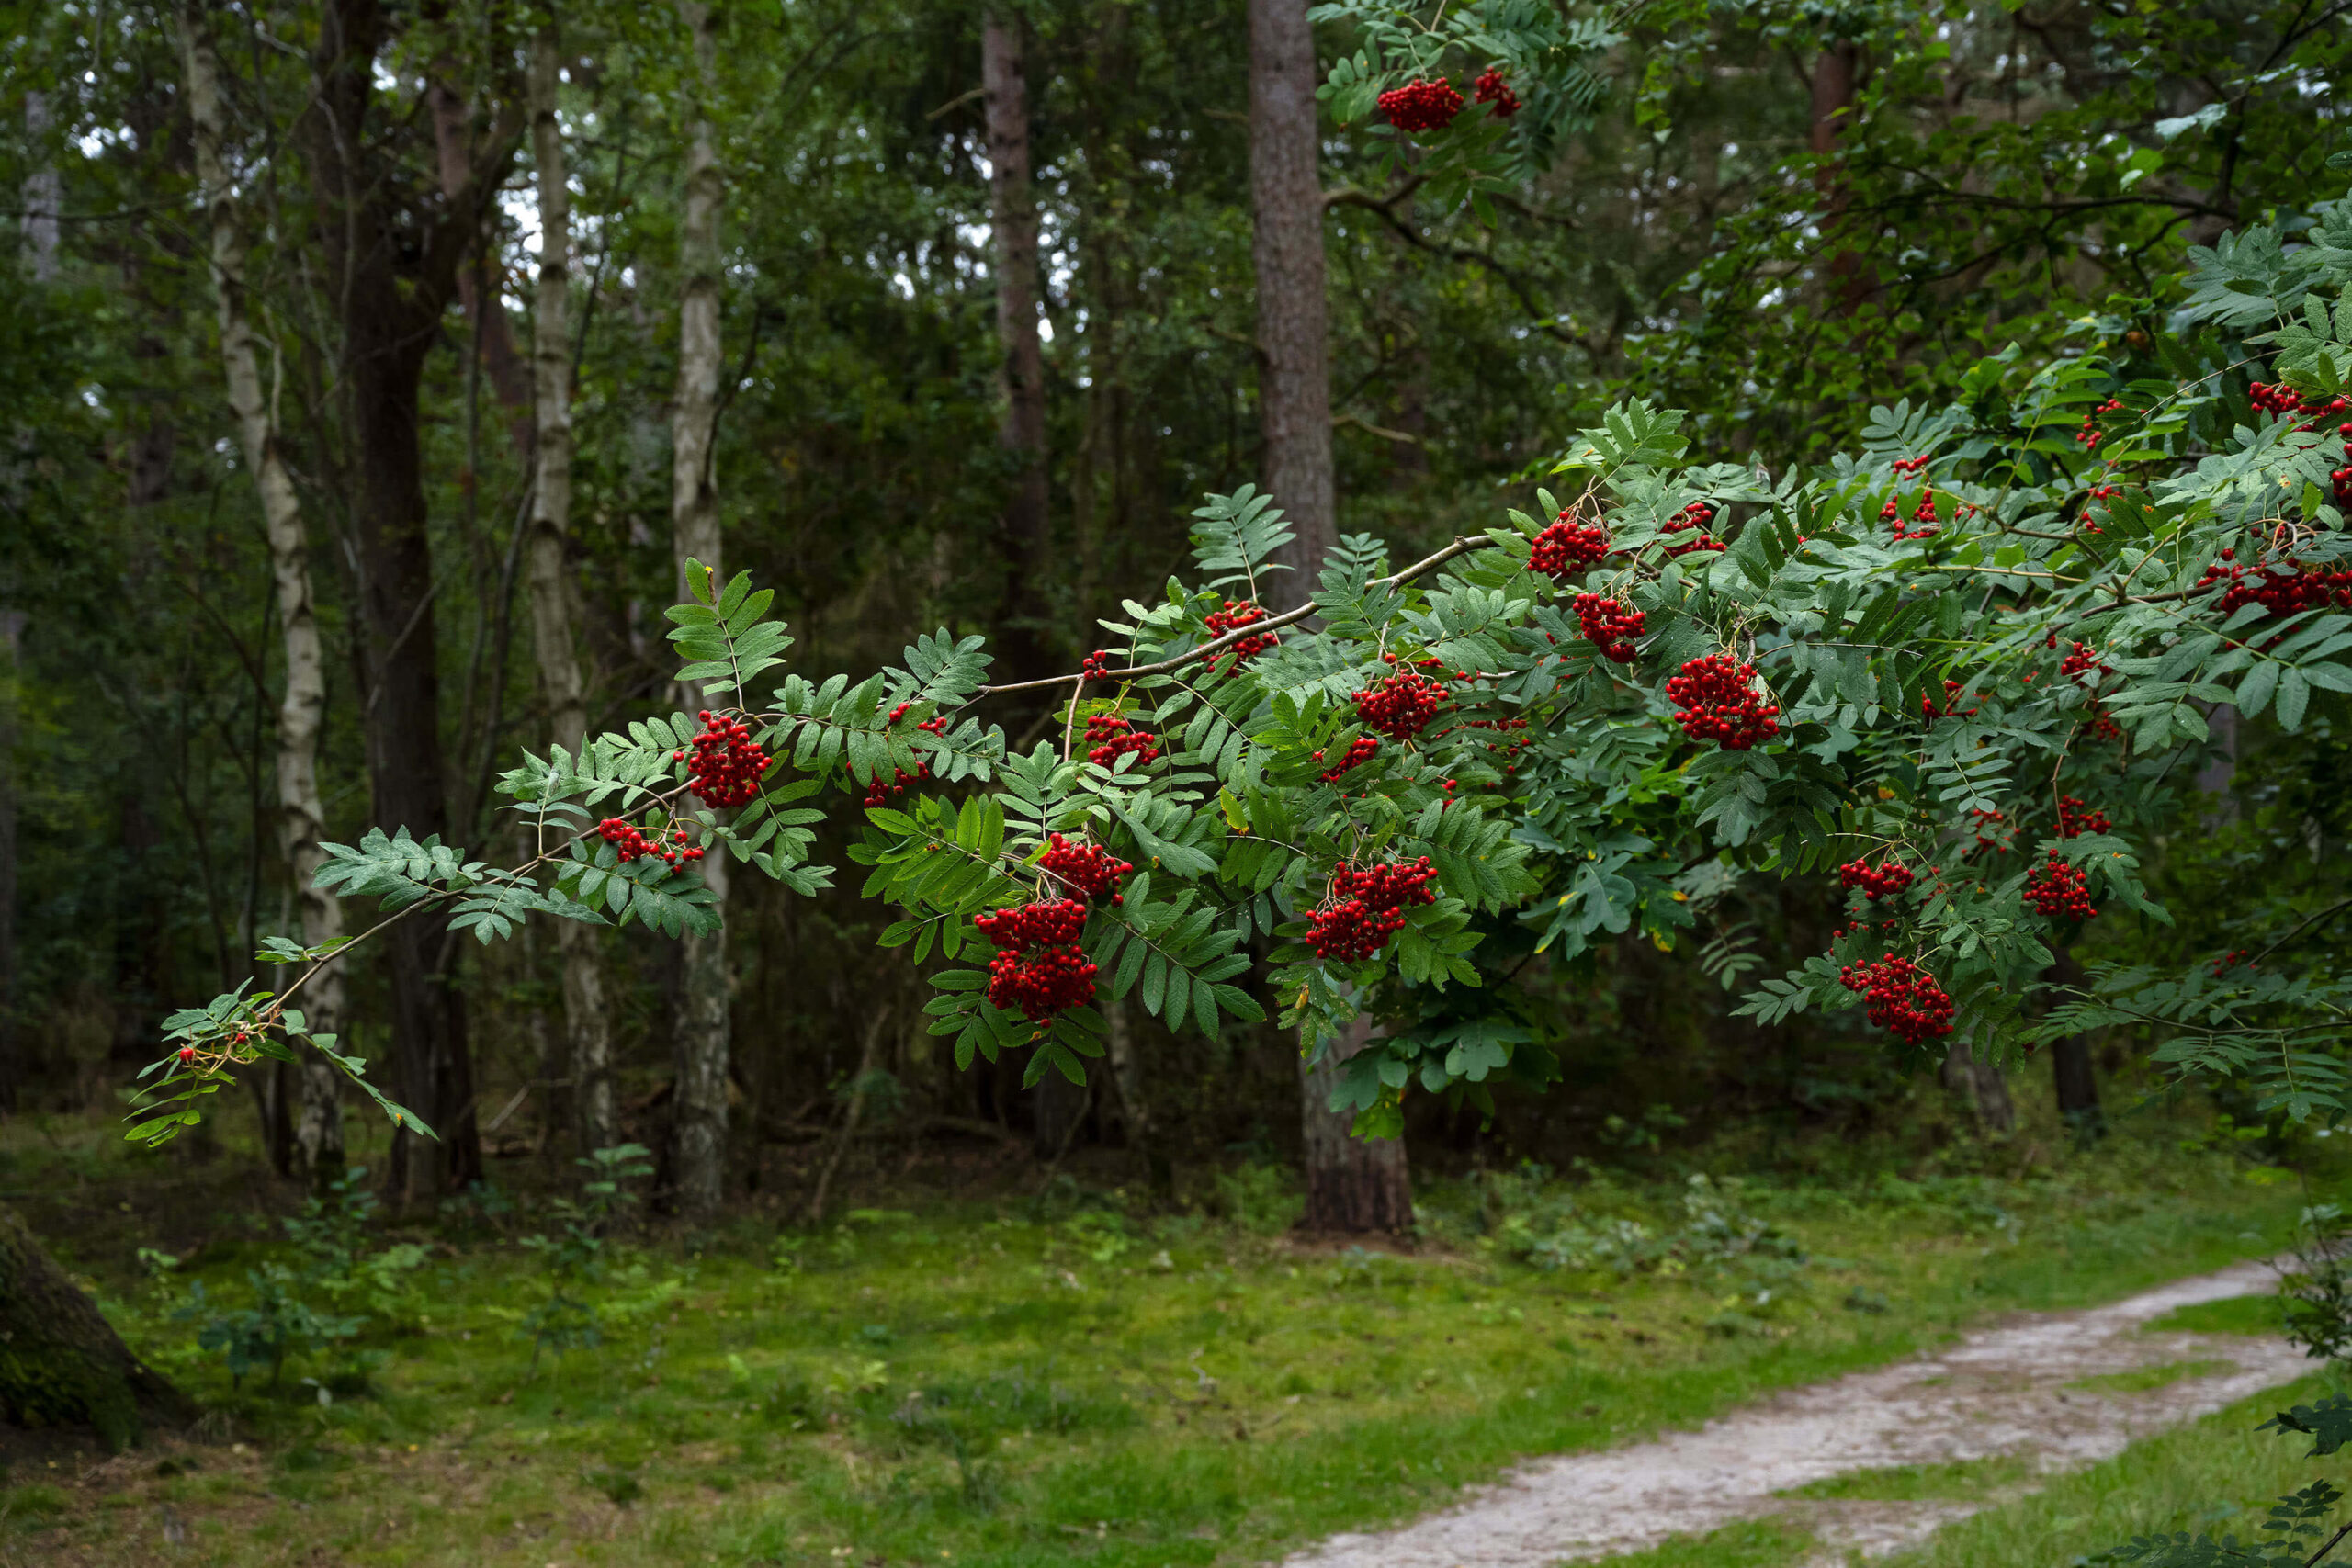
[0,1207,191,1448]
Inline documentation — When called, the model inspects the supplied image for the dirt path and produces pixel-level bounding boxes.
[1284,1260,2308,1568]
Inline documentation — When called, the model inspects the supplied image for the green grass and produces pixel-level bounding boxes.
[2150,1292,2290,1337]
[2068,1359,2244,1395]
[4,1114,2333,1567]
[1594,1517,1821,1566]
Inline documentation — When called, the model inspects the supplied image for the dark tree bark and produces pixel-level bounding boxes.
[0,1208,192,1448]
[1300,1018,1413,1233]
[1809,42,1868,312]
[0,614,18,1111]
[1250,0,1410,1232]
[982,7,1054,684]
[2051,950,2105,1135]
[1249,0,1336,606]
[300,0,512,1199]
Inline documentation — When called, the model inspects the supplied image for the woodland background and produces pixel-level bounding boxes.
[3,0,2348,1216]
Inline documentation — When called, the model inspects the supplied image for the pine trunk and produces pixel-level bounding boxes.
[182,3,345,1181]
[1247,0,1335,604]
[1299,1017,1412,1233]
[670,0,731,1218]
[526,22,616,1157]
[0,1208,191,1447]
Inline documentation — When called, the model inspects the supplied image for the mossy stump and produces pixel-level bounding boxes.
[0,1206,191,1448]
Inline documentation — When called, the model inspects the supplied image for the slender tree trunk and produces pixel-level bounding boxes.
[1103,997,1172,1200]
[2050,949,2104,1136]
[670,0,730,1218]
[981,8,1054,682]
[1300,1015,1412,1232]
[1940,1039,2015,1134]
[1250,0,1408,1230]
[526,22,615,1157]
[1248,0,1335,604]
[0,613,19,1111]
[0,1207,192,1447]
[1809,43,1868,313]
[182,4,345,1181]
[302,0,497,1199]
[19,91,58,283]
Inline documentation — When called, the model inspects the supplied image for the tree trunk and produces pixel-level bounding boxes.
[19,90,59,283]
[301,0,502,1199]
[1248,0,1335,604]
[981,7,1055,682]
[1940,1039,2015,1134]
[1250,0,1405,1231]
[182,3,345,1182]
[526,21,616,1157]
[0,613,19,1111]
[1299,1016,1412,1232]
[0,1208,191,1447]
[670,0,730,1219]
[1103,996,1172,1199]
[2050,949,2104,1136]
[1809,42,1867,313]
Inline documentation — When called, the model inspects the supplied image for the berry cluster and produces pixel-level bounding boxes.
[599,818,705,866]
[2058,641,2110,686]
[975,898,1096,1021]
[1306,858,1437,964]
[1038,834,1132,904]
[1085,713,1161,769]
[2080,481,2120,534]
[1472,68,1520,118]
[2055,795,2109,839]
[1919,679,1976,721]
[1203,601,1280,673]
[1879,487,1939,541]
[1528,513,1611,580]
[2250,381,2352,508]
[2023,852,2097,921]
[2194,552,2352,620]
[1662,501,1723,557]
[2075,395,2125,449]
[1315,735,1381,782]
[1838,858,1915,901]
[1666,654,1781,750]
[1838,955,1957,1045]
[1890,455,1931,476]
[1080,649,1116,683]
[1355,659,1450,740]
[677,710,771,808]
[1379,77,1464,133]
[1572,593,1645,662]
[864,702,947,807]
[2211,948,2253,976]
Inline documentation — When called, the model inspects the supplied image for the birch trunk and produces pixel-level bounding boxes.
[670,0,730,1217]
[182,4,345,1180]
[526,23,615,1156]
[1250,0,1408,1230]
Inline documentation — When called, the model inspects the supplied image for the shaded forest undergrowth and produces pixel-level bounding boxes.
[0,1093,2334,1568]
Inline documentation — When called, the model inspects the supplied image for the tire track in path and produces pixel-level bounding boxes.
[1283,1260,2306,1568]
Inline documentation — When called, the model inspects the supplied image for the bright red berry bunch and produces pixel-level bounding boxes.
[1472,68,1521,118]
[2055,795,2109,838]
[1890,455,1930,476]
[2195,553,2352,620]
[1838,858,1914,900]
[1203,601,1280,673]
[2080,481,2121,533]
[1315,735,1381,782]
[2075,396,2125,449]
[1919,679,1975,720]
[1085,713,1161,769]
[1306,858,1437,964]
[1662,502,1723,557]
[2024,852,2097,921]
[1572,593,1645,662]
[976,898,1096,1021]
[676,710,770,808]
[599,818,704,866]
[1379,77,1464,133]
[1967,807,2014,857]
[1666,654,1780,750]
[2058,641,2110,686]
[1080,649,1116,683]
[1355,660,1450,740]
[1880,487,1940,541]
[1038,834,1132,905]
[1528,513,1611,580]
[2251,381,2352,507]
[1838,955,1957,1045]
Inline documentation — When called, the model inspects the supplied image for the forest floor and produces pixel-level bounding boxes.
[0,1108,2341,1568]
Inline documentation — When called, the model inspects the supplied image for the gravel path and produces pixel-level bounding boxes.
[1283,1260,2308,1568]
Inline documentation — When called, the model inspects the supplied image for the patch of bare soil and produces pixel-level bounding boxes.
[1283,1260,2307,1568]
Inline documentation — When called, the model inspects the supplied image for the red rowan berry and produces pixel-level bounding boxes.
[1528,513,1611,581]
[1354,665,1449,740]
[1038,834,1133,903]
[1472,68,1520,118]
[1306,858,1437,964]
[1838,858,1915,901]
[1203,601,1280,673]
[1572,593,1645,663]
[1379,77,1464,133]
[2024,852,2098,921]
[2054,795,2109,839]
[684,710,771,808]
[1838,955,1956,1044]
[1665,654,1780,750]
[1085,713,1162,769]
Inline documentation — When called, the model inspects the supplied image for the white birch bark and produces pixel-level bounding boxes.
[180,5,345,1178]
[670,0,730,1216]
[526,22,616,1155]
